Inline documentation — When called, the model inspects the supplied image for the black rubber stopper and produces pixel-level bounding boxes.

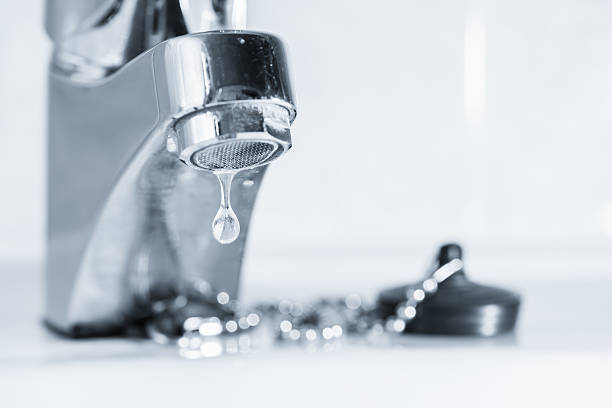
[378,243,521,336]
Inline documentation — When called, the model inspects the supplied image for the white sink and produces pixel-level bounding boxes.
[1,261,610,407]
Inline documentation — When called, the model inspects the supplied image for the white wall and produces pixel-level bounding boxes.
[0,1,48,260]
[1,0,612,281]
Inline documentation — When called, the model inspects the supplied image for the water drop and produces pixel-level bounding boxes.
[212,172,240,244]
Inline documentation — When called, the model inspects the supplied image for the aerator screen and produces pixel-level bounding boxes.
[191,140,278,171]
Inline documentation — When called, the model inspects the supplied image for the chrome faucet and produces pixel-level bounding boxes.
[44,0,296,336]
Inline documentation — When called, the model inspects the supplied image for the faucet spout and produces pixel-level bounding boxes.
[45,31,296,336]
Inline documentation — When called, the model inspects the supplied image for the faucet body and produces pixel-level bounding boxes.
[44,1,295,336]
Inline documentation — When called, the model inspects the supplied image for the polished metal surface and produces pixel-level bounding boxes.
[45,1,296,335]
[45,0,247,80]
[175,103,292,172]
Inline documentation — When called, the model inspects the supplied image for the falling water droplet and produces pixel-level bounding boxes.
[212,172,240,244]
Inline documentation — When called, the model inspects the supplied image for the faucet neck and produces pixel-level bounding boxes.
[45,0,246,81]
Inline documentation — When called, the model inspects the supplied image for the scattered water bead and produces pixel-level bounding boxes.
[408,288,425,302]
[225,320,238,333]
[177,336,189,348]
[216,291,230,305]
[422,278,438,293]
[305,329,317,341]
[238,317,250,330]
[288,329,301,341]
[397,304,417,320]
[345,294,362,310]
[174,295,188,308]
[183,316,204,332]
[246,312,260,327]
[322,327,334,340]
[386,318,406,333]
[198,317,223,336]
[279,320,292,333]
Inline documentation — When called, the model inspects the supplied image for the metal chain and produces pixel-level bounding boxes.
[146,259,464,358]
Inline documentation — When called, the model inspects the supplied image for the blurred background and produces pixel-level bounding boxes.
[1,0,611,290]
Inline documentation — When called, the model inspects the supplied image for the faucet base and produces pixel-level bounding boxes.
[45,31,294,336]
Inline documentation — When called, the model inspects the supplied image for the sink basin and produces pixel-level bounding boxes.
[1,260,610,407]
